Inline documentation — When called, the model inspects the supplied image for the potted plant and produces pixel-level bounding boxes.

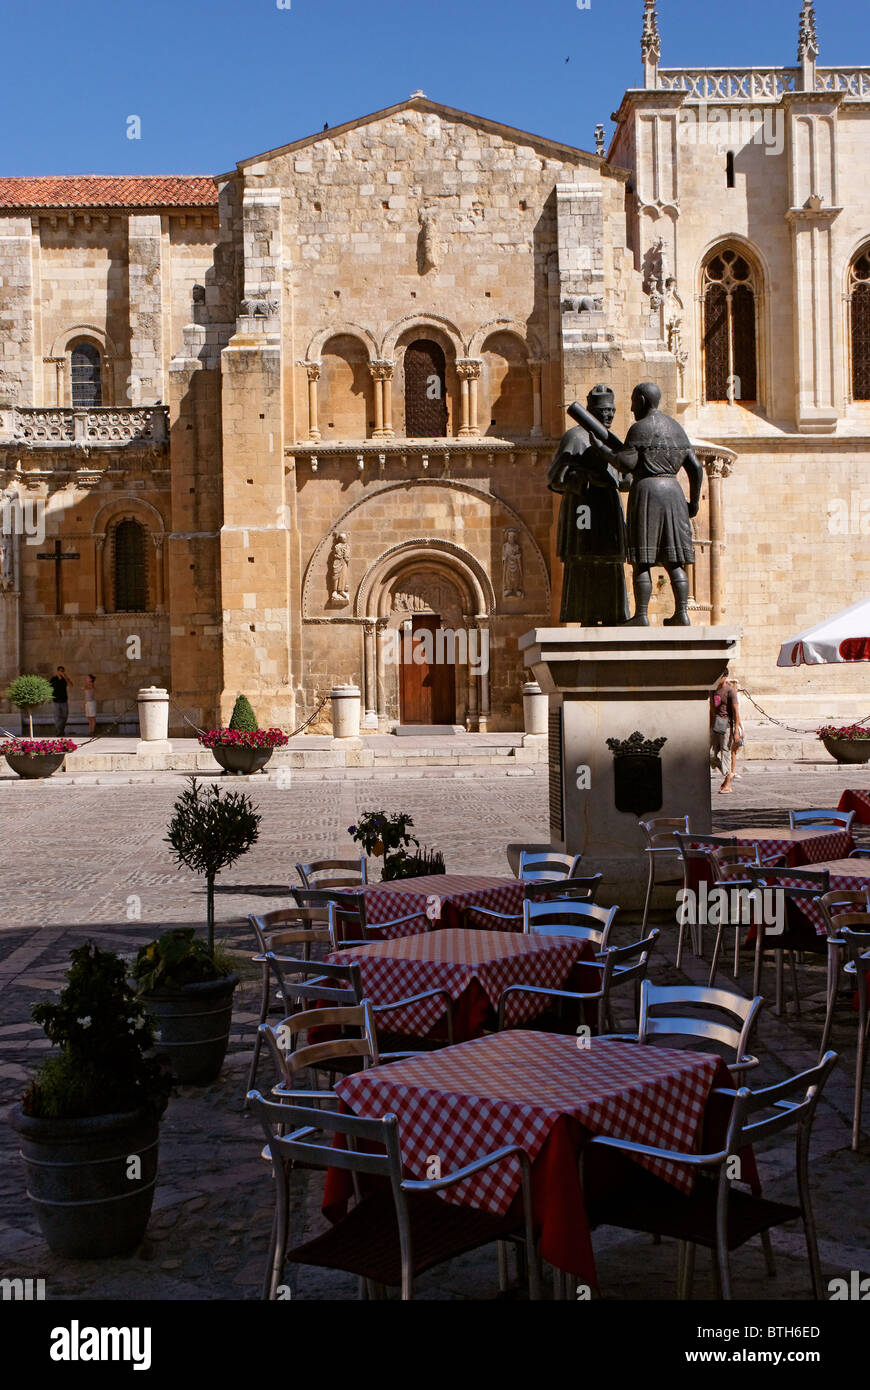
[381,846,447,881]
[817,723,870,765]
[134,779,261,1084]
[6,674,54,738]
[348,810,421,880]
[198,694,288,775]
[7,942,171,1258]
[1,735,76,779]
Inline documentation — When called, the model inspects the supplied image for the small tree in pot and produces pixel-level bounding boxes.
[6,674,53,738]
[8,942,172,1258]
[135,778,261,1084]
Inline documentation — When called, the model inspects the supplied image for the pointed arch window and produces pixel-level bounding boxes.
[850,246,870,401]
[113,519,148,612]
[70,342,103,408]
[702,248,758,403]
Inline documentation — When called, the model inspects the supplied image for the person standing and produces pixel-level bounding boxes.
[49,665,72,736]
[83,673,97,735]
[710,673,740,794]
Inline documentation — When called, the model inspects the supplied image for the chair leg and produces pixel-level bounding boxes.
[760,1230,776,1277]
[245,965,271,1103]
[642,863,655,937]
[853,996,869,1152]
[775,950,784,1017]
[753,930,764,999]
[789,951,801,1019]
[819,944,840,1061]
[682,1242,696,1299]
[733,920,741,979]
[497,1240,510,1293]
[707,922,725,988]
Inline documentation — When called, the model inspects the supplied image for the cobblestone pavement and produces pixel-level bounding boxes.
[0,769,867,1301]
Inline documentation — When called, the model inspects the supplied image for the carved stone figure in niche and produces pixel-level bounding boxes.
[329,532,351,604]
[663,276,688,392]
[502,528,524,599]
[417,208,440,274]
[549,385,628,625]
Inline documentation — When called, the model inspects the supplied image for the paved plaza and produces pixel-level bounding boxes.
[0,766,868,1300]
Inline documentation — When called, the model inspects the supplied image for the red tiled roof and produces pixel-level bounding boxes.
[0,176,218,209]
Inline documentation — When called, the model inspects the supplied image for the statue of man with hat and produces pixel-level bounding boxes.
[547,384,629,625]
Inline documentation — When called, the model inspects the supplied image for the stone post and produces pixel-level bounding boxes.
[331,683,361,738]
[522,680,548,735]
[137,685,171,755]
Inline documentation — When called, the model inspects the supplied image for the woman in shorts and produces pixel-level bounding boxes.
[83,674,97,735]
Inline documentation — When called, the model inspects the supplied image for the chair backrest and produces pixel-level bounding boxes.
[250,1091,401,1178]
[745,864,831,899]
[523,875,602,904]
[788,808,855,833]
[524,898,619,950]
[260,999,379,1088]
[263,954,364,1011]
[292,886,363,935]
[599,929,659,992]
[849,848,870,859]
[248,911,331,958]
[640,817,691,852]
[818,889,870,936]
[296,857,368,890]
[725,1052,839,1155]
[706,844,762,882]
[638,979,763,1065]
[518,850,582,881]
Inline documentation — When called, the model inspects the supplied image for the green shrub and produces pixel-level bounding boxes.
[22,942,171,1120]
[132,928,231,994]
[165,778,261,955]
[382,846,446,880]
[228,695,258,732]
[6,674,54,737]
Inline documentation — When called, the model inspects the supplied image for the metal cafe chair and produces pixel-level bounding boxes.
[517,849,583,881]
[640,816,690,936]
[604,979,763,1082]
[789,808,856,834]
[523,897,619,952]
[673,833,738,966]
[296,856,368,890]
[248,1093,541,1301]
[246,910,333,1096]
[849,848,870,859]
[585,1052,839,1300]
[828,924,870,1150]
[817,892,870,1059]
[743,864,830,1017]
[705,843,788,986]
[259,999,381,1108]
[466,874,604,932]
[496,929,660,1037]
[292,886,425,949]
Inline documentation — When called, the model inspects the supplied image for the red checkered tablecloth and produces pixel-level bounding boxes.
[335,1032,722,1218]
[687,828,854,892]
[779,858,870,936]
[327,928,587,1034]
[355,874,525,939]
[839,790,870,826]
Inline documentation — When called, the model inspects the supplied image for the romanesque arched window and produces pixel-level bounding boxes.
[850,246,870,401]
[702,247,758,403]
[404,339,448,437]
[70,342,103,408]
[113,519,147,612]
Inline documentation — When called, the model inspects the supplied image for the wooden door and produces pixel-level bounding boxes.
[400,615,456,725]
[404,339,448,437]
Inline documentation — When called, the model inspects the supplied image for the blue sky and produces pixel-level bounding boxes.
[4,0,864,175]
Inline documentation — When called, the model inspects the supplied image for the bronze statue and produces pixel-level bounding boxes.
[588,382,702,626]
[548,385,629,625]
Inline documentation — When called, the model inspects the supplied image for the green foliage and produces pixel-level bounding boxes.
[381,846,446,881]
[347,810,418,858]
[228,695,258,732]
[22,942,171,1120]
[165,778,261,954]
[132,929,232,994]
[6,674,53,709]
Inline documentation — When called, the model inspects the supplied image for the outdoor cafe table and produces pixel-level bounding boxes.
[344,874,525,940]
[326,928,597,1041]
[780,857,870,937]
[325,1032,733,1284]
[838,790,870,825]
[686,825,854,892]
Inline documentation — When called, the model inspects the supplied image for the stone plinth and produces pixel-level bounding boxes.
[519,626,741,908]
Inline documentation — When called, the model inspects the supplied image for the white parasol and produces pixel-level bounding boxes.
[777,597,870,667]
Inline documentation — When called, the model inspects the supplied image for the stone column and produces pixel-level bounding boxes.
[375,620,389,728]
[362,620,378,728]
[370,361,394,439]
[381,362,394,437]
[94,534,105,614]
[128,213,165,405]
[476,617,490,732]
[152,534,165,613]
[44,356,65,407]
[457,360,482,438]
[301,361,321,441]
[529,360,544,438]
[700,451,734,625]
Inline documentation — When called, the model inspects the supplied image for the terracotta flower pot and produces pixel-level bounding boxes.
[821,736,870,765]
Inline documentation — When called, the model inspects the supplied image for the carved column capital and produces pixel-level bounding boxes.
[368,359,395,382]
[299,359,322,382]
[456,358,483,381]
[702,456,733,481]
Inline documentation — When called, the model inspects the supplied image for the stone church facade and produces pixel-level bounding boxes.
[1,2,868,733]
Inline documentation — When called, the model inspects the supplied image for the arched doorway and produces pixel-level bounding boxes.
[392,571,463,725]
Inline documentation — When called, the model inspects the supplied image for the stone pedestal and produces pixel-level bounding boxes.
[522,681,548,736]
[137,686,171,756]
[519,626,741,908]
[330,684,361,739]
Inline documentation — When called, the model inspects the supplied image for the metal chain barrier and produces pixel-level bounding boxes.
[737,686,870,736]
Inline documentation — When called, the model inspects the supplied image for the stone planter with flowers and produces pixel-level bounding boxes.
[2,736,76,779]
[817,724,870,764]
[198,693,288,774]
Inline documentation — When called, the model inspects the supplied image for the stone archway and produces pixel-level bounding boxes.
[357,540,494,731]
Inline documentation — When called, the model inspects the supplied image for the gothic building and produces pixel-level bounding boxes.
[0,2,868,732]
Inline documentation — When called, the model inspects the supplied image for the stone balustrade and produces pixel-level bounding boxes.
[2,406,169,448]
[657,65,870,101]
